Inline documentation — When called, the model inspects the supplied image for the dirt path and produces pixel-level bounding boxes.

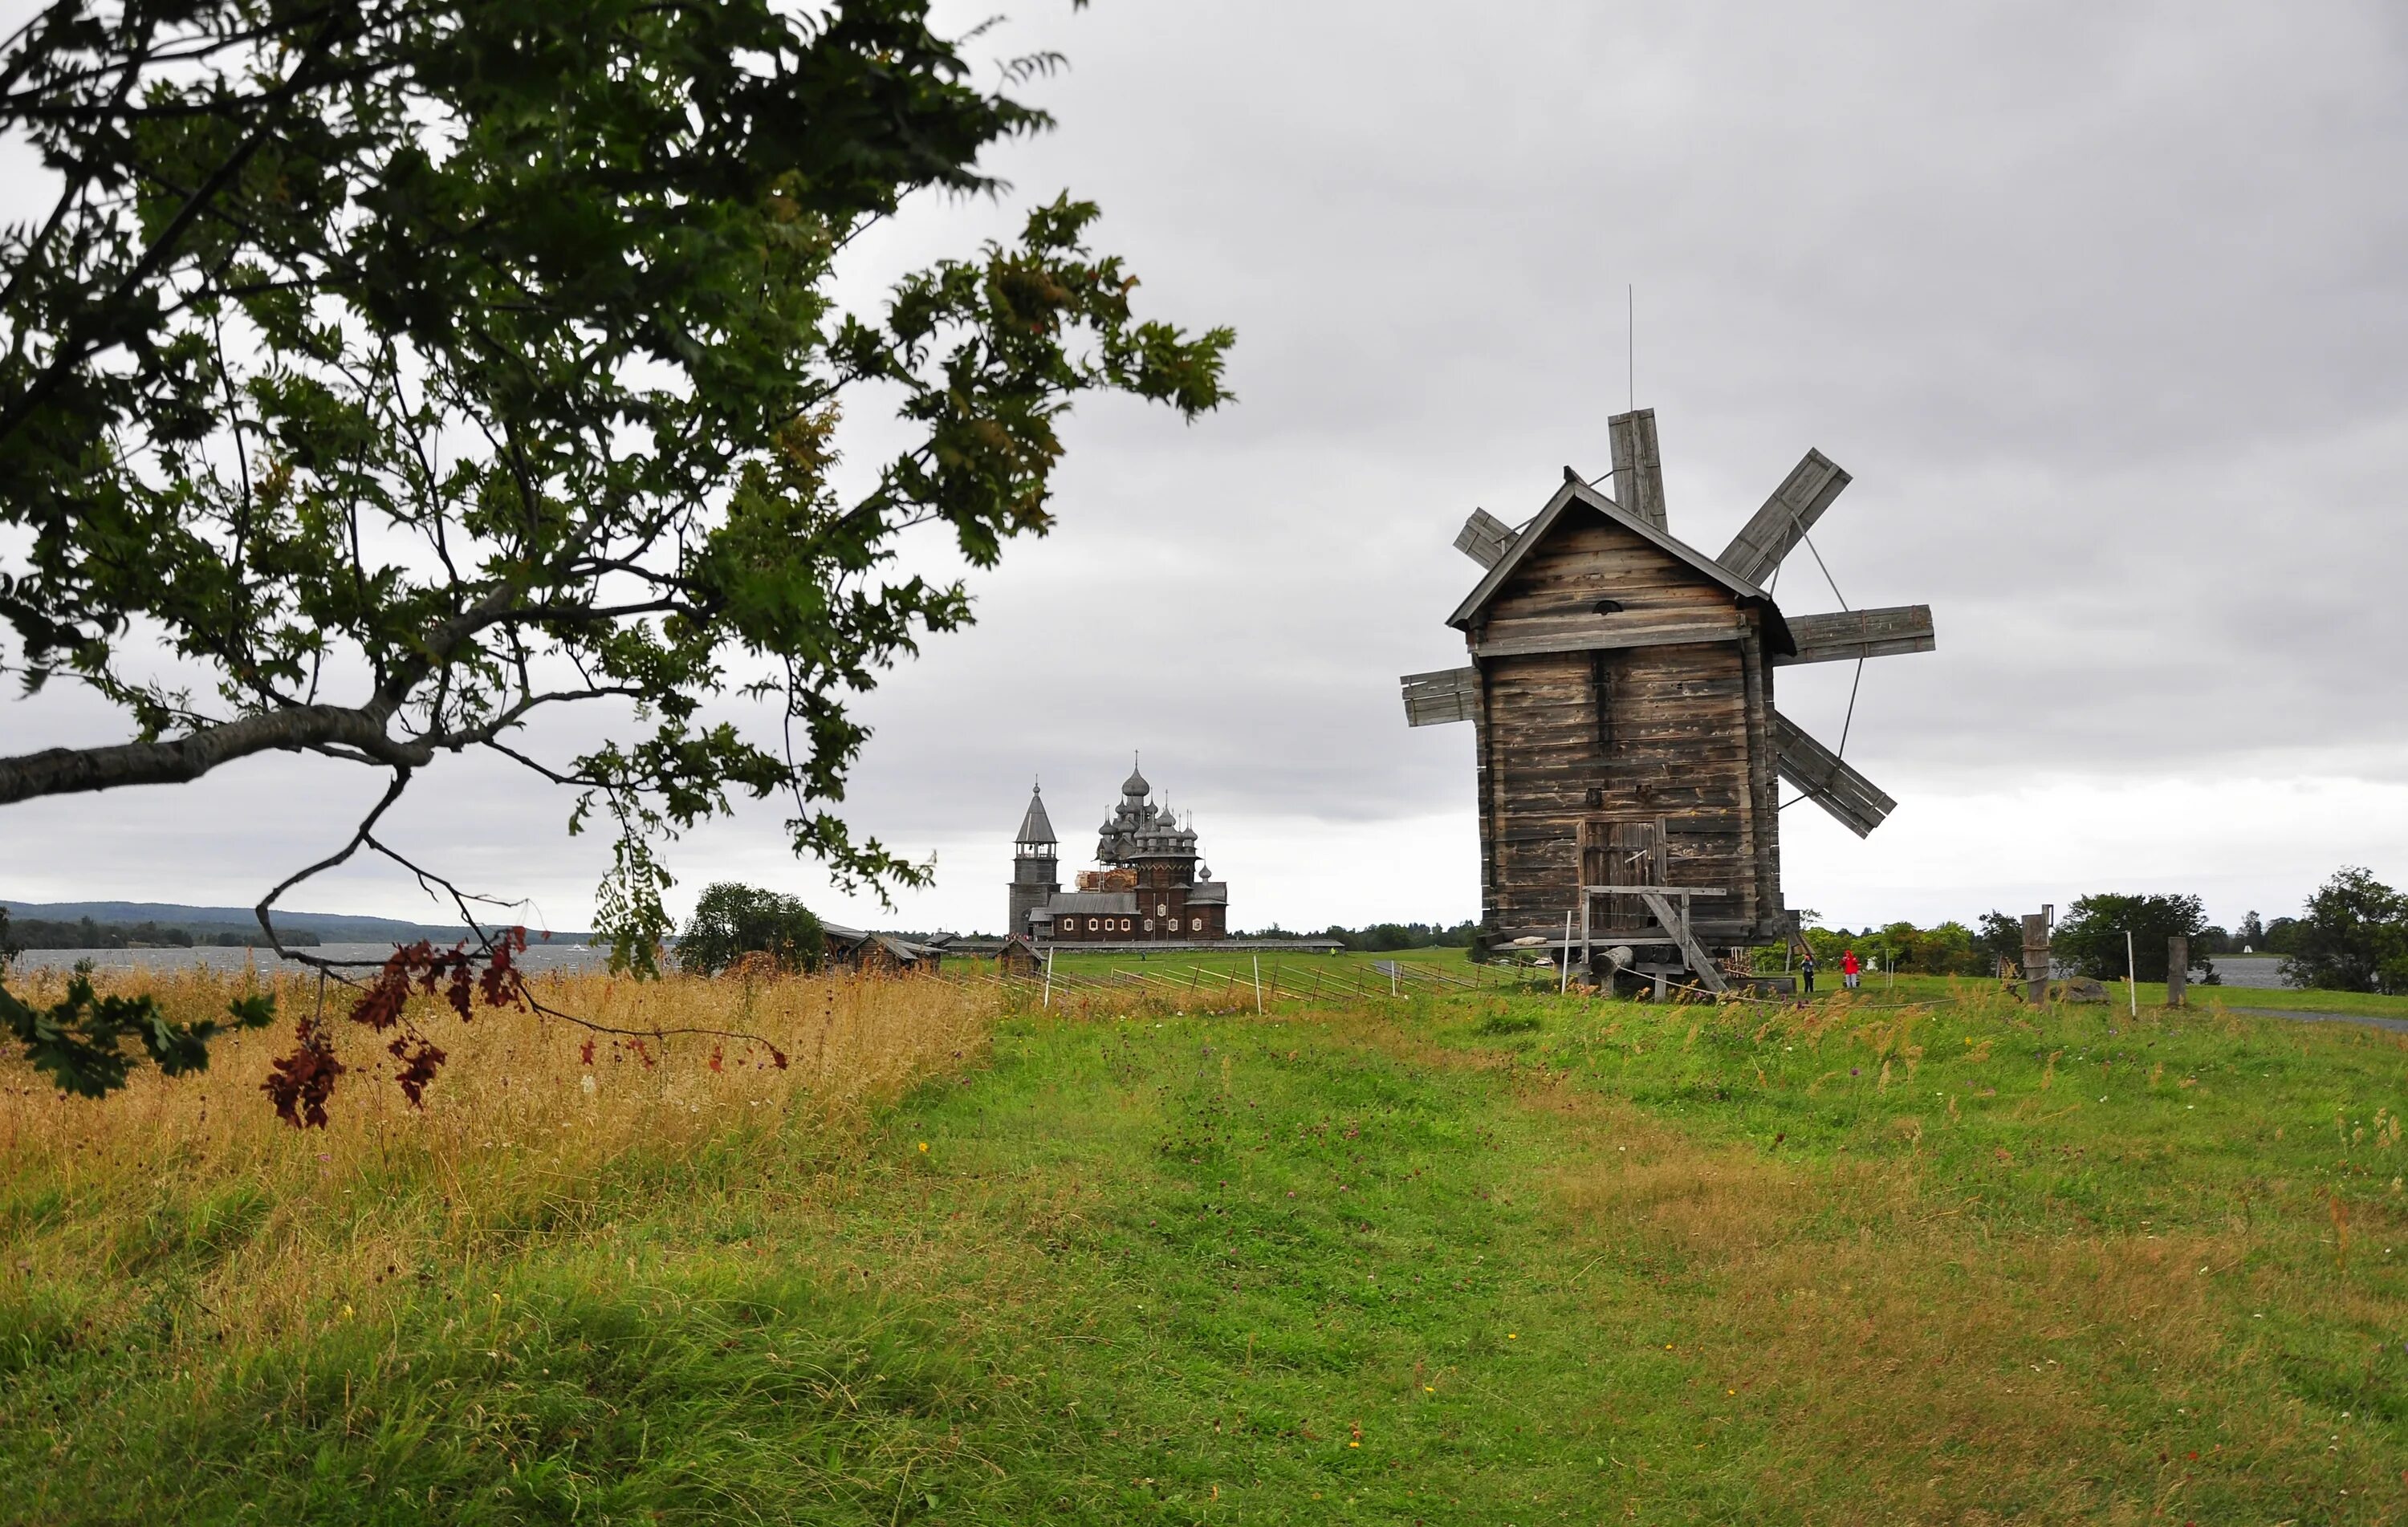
[2223,1004,2408,1034]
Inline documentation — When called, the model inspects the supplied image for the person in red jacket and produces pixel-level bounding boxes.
[1841,948,1861,989]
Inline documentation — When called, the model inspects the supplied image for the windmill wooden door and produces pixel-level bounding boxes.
[1581,818,1662,934]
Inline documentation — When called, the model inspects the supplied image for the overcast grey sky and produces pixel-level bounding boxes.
[6,0,2406,936]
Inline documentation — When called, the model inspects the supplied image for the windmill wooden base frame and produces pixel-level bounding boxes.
[1400,407,1938,989]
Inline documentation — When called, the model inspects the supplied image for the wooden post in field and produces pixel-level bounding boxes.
[1043,946,1055,1009]
[1560,911,1573,995]
[2166,936,2188,1008]
[1253,955,1263,1014]
[2022,913,2052,1005]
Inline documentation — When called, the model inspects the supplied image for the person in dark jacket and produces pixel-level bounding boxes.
[1800,949,1817,994]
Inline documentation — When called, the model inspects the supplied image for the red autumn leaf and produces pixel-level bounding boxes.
[388,1034,449,1108]
[262,1018,345,1129]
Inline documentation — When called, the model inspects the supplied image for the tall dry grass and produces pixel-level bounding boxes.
[1,964,998,1344]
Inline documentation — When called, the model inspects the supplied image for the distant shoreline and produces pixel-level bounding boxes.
[2,897,587,945]
[5,940,610,977]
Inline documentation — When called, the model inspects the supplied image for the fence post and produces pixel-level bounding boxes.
[2166,936,2188,1008]
[1253,955,1263,1014]
[2125,929,2138,1017]
[2022,912,2052,1005]
[1043,946,1054,1009]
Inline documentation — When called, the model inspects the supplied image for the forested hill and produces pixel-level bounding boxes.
[1,900,578,948]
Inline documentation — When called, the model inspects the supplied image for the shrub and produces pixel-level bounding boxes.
[2052,894,2215,983]
[2279,867,2408,994]
[677,885,825,977]
[1973,912,2025,974]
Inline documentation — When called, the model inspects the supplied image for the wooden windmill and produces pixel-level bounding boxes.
[1398,408,1934,992]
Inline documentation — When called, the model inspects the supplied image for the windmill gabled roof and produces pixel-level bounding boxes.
[1444,477,1779,632]
[1015,788,1056,846]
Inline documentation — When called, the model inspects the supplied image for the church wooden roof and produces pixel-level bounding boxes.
[1015,786,1056,846]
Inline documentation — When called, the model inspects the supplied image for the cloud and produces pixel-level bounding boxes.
[6,0,2405,937]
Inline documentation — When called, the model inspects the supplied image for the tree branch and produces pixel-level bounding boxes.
[0,698,419,804]
[252,766,413,966]
[0,6,352,446]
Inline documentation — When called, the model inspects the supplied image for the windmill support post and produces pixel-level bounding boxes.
[2166,936,2188,1008]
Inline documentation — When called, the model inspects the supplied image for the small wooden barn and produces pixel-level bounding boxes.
[996,934,1044,976]
[1401,408,1934,989]
[822,924,944,975]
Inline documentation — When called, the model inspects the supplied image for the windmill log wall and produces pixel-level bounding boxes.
[1466,514,1784,948]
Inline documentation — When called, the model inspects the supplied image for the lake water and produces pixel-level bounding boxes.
[2210,955,2292,990]
[5,940,612,977]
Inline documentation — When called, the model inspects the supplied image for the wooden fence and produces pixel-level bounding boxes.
[930,954,1541,1011]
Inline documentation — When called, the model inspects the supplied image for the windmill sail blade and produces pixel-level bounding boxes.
[1773,710,1896,838]
[1774,604,1936,666]
[1401,666,1479,726]
[1718,449,1851,586]
[1453,509,1519,568]
[1608,408,1667,531]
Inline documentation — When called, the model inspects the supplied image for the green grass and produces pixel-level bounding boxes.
[1043,943,1491,977]
[2186,983,2408,1019]
[8,982,2408,1521]
[1799,969,2408,1021]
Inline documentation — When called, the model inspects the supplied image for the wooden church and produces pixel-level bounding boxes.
[1400,408,1934,990]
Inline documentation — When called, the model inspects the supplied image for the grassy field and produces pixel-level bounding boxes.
[2172,984,2408,1021]
[5,966,2407,1522]
[1754,969,2408,1023]
[1038,944,1527,1006]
